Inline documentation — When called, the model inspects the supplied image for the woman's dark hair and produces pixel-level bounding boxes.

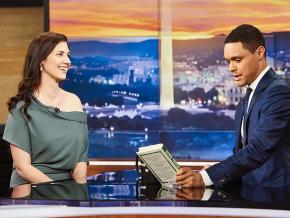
[7,31,68,119]
[225,24,266,56]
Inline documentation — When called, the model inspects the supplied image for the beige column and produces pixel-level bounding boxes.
[0,7,43,123]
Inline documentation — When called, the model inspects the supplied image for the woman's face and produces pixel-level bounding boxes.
[41,41,71,82]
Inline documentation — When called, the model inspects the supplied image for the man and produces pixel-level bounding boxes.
[176,24,290,187]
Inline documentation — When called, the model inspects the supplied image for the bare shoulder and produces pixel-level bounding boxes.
[62,91,83,112]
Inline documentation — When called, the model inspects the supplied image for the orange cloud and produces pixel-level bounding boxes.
[171,0,290,38]
[49,0,290,39]
[50,0,159,37]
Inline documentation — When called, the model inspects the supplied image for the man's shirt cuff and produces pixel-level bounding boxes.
[200,169,214,186]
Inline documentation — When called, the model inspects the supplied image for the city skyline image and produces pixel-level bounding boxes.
[49,0,290,160]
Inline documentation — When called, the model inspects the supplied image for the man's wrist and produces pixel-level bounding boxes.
[193,171,205,187]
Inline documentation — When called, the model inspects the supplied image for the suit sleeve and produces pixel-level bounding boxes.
[206,82,290,186]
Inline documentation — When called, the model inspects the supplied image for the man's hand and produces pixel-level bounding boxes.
[176,167,205,188]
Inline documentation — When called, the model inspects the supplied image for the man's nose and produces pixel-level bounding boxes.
[229,62,236,72]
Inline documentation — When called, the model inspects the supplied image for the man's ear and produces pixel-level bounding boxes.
[257,46,266,60]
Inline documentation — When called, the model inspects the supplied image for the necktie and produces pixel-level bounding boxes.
[242,87,252,146]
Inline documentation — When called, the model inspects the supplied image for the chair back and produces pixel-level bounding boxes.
[0,124,12,196]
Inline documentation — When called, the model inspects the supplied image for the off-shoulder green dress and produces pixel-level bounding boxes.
[3,95,89,187]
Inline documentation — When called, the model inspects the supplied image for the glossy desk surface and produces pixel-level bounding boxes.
[1,170,290,218]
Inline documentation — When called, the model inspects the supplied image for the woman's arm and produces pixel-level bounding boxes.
[10,144,52,184]
[72,162,87,184]
[68,92,88,183]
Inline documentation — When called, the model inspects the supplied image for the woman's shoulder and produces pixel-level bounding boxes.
[13,100,25,112]
[61,90,83,112]
[8,100,27,121]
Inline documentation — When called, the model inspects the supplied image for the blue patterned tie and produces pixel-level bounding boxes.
[242,87,252,146]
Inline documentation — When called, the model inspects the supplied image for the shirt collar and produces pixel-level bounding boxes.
[248,65,270,91]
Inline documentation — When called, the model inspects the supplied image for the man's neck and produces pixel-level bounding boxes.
[248,65,270,91]
[248,60,268,86]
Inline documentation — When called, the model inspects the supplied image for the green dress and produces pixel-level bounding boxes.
[3,95,89,187]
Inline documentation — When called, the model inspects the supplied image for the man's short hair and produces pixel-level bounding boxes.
[225,24,266,54]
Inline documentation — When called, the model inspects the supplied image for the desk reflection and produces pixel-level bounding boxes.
[241,185,290,203]
[139,186,209,201]
[12,180,88,200]
[9,170,290,205]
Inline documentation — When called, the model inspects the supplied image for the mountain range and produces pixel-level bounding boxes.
[69,32,290,58]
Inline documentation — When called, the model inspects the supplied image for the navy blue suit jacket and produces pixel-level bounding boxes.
[206,68,290,187]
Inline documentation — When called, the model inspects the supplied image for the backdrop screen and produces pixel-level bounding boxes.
[47,0,290,160]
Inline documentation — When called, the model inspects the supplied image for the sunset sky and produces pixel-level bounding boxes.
[50,0,290,40]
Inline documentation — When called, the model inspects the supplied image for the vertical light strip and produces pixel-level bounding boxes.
[160,0,174,109]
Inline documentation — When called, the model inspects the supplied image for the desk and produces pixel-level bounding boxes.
[1,170,290,218]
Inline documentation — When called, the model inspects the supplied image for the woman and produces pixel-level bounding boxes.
[3,32,88,194]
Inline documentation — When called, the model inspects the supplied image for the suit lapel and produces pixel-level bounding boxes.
[244,68,276,126]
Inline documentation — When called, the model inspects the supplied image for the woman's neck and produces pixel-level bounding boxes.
[35,76,62,102]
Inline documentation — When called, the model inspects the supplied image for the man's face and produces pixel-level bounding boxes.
[224,42,260,87]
